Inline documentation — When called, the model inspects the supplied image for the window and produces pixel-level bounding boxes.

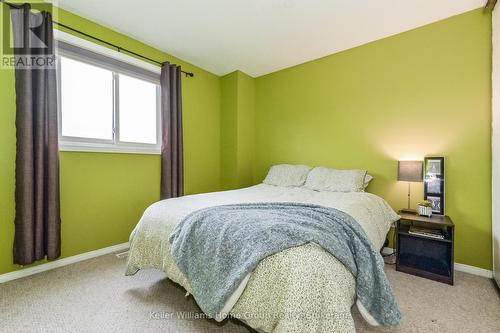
[57,41,161,154]
[118,74,158,144]
[60,57,114,141]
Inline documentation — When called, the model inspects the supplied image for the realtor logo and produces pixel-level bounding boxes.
[1,1,56,69]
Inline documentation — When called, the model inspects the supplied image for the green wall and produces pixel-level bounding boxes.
[0,7,221,274]
[220,72,239,189]
[220,71,255,190]
[254,9,492,269]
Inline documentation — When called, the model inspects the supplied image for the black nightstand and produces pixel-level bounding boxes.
[396,212,454,285]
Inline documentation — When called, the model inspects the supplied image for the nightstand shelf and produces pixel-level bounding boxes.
[397,224,452,243]
[396,212,454,285]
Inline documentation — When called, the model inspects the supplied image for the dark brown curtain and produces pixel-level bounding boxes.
[11,4,61,265]
[160,62,184,199]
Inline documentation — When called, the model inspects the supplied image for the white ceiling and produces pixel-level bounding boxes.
[57,0,485,77]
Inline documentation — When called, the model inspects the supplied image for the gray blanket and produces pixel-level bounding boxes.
[169,202,402,326]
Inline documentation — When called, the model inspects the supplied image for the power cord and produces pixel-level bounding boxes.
[381,222,397,265]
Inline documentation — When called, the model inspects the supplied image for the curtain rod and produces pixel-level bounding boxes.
[485,0,498,11]
[0,0,194,77]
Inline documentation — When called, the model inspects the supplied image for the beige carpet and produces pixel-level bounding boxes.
[0,253,499,333]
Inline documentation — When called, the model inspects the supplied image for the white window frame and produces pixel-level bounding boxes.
[55,31,162,155]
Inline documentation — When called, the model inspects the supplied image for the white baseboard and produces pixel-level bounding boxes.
[454,263,493,278]
[0,242,129,284]
[382,247,395,255]
[0,243,492,284]
[382,247,493,279]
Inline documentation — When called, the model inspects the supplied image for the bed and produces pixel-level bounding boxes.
[126,183,400,333]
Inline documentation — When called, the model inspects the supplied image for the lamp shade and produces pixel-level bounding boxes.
[397,161,423,182]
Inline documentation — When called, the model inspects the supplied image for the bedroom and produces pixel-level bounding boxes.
[0,0,499,332]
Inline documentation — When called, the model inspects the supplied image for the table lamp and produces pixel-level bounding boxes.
[398,160,423,214]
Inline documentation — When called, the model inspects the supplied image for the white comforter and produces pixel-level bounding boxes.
[126,184,399,333]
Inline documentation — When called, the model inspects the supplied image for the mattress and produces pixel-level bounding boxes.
[126,184,399,333]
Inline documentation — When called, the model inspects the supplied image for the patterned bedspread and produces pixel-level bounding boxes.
[126,184,400,333]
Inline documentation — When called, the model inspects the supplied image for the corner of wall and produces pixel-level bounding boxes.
[220,71,256,190]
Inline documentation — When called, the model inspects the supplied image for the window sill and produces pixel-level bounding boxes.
[59,142,161,155]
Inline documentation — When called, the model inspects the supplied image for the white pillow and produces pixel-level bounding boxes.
[263,164,312,187]
[304,167,368,192]
[363,174,374,190]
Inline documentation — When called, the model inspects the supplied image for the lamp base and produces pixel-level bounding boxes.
[400,208,417,215]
